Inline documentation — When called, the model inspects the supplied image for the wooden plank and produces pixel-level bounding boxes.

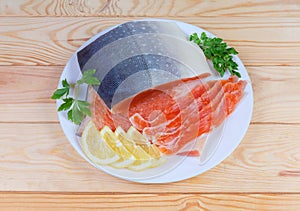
[0,17,300,66]
[0,66,60,104]
[0,66,60,122]
[1,66,300,124]
[0,103,58,123]
[248,66,300,124]
[0,193,300,210]
[1,0,300,17]
[0,123,299,192]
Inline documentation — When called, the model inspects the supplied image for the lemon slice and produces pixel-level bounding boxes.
[127,146,154,171]
[139,143,161,159]
[116,126,161,171]
[138,144,166,168]
[127,126,148,144]
[125,126,167,170]
[81,121,119,165]
[115,127,136,152]
[82,122,166,171]
[126,126,162,159]
[100,126,135,168]
[151,157,167,168]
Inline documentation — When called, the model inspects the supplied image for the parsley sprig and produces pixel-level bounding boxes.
[190,32,241,78]
[51,69,100,125]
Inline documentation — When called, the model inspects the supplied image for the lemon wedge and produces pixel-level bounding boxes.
[81,121,119,165]
[126,126,161,159]
[100,126,135,168]
[128,146,155,171]
[81,122,166,171]
[115,127,153,171]
[117,126,166,170]
[115,127,136,152]
[127,126,148,144]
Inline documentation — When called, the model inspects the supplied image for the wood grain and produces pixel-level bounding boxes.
[1,66,300,124]
[0,66,60,122]
[0,193,300,210]
[1,0,300,17]
[1,0,299,208]
[248,66,300,124]
[0,66,60,104]
[0,17,300,66]
[0,123,299,192]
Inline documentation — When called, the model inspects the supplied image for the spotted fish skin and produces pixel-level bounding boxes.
[77,21,187,69]
[99,54,186,108]
[77,21,211,108]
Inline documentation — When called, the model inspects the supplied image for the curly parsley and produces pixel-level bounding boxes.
[190,32,241,78]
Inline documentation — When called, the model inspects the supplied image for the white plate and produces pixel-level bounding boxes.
[57,19,253,183]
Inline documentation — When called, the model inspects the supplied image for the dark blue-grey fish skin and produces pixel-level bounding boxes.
[76,20,207,109]
[77,21,187,69]
[99,54,184,108]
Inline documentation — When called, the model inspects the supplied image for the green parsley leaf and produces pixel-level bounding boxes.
[52,70,100,125]
[62,79,70,88]
[77,100,91,117]
[77,69,100,86]
[232,70,241,78]
[58,98,74,111]
[71,104,85,125]
[51,87,69,99]
[190,32,241,78]
[67,110,73,121]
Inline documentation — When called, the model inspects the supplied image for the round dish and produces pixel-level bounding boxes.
[56,19,253,183]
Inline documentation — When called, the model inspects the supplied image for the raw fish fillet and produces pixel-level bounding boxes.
[89,73,247,155]
[87,87,131,132]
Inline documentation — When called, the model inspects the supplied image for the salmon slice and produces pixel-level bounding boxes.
[113,73,247,155]
[155,78,246,155]
[88,87,132,131]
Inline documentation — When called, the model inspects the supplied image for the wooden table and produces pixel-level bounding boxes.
[1,0,300,210]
